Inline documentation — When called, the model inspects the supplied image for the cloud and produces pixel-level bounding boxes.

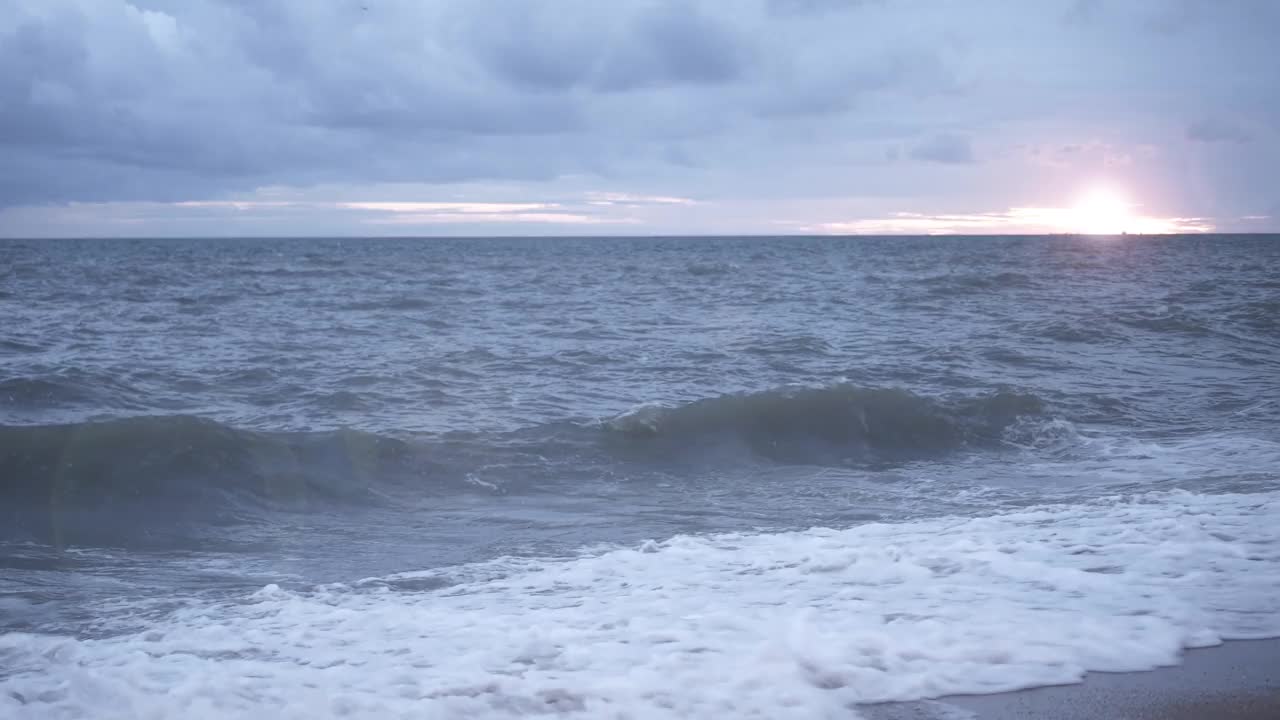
[766,0,883,16]
[0,188,682,237]
[0,0,1277,234]
[584,192,697,206]
[169,198,633,226]
[794,207,1213,235]
[364,212,632,226]
[0,0,959,208]
[465,1,750,93]
[1187,119,1251,144]
[1020,141,1151,170]
[756,49,956,118]
[1062,0,1103,25]
[908,134,975,165]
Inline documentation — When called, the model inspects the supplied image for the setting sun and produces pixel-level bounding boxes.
[1070,186,1134,235]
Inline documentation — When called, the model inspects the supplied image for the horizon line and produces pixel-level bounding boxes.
[2,232,1277,241]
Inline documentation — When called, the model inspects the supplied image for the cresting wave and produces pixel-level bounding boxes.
[0,416,431,545]
[0,385,1050,541]
[0,415,419,508]
[604,385,1045,463]
[2,489,1277,719]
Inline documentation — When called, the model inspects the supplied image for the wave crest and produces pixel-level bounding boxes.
[1,385,1049,545]
[605,385,1044,463]
[0,416,418,508]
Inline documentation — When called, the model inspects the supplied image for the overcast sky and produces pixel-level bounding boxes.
[1,0,1277,237]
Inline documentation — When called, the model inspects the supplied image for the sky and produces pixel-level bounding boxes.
[1,0,1277,237]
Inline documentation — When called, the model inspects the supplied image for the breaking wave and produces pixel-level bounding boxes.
[0,416,423,508]
[604,385,1045,464]
[0,384,1053,544]
[0,416,440,546]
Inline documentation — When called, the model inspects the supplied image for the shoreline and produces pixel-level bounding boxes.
[861,637,1280,719]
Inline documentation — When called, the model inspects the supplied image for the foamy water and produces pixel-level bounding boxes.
[4,489,1277,719]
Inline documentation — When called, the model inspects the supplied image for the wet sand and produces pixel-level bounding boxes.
[861,638,1280,720]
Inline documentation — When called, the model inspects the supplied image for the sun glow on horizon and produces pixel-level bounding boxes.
[1068,186,1135,235]
[799,185,1213,236]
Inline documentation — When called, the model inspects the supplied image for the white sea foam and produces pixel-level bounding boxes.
[2,490,1278,719]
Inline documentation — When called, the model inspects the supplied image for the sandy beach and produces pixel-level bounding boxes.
[863,638,1280,719]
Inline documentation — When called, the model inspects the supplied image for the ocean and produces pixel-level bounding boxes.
[1,235,1278,718]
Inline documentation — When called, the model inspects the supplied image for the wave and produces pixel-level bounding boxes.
[1117,310,1212,336]
[603,384,1044,464]
[0,416,429,535]
[1023,319,1118,344]
[2,385,1048,507]
[741,333,833,357]
[340,296,434,311]
[1231,298,1280,334]
[0,384,1051,544]
[685,261,738,276]
[0,372,142,409]
[0,339,46,354]
[921,271,1035,295]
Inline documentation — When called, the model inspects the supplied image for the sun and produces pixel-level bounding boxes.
[1070,186,1134,235]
